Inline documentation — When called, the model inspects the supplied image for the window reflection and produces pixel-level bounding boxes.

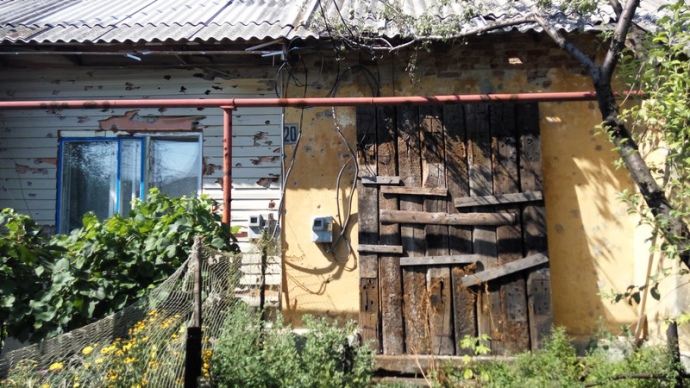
[58,135,201,233]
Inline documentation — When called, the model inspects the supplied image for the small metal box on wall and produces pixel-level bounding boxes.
[311,216,333,243]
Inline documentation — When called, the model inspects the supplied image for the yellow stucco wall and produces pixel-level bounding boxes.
[279,32,687,347]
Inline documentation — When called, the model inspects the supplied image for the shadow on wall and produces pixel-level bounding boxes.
[280,205,360,326]
[543,101,638,339]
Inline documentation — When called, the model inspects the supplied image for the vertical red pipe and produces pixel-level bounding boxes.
[221,106,234,226]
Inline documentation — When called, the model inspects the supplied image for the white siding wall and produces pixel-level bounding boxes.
[0,67,282,255]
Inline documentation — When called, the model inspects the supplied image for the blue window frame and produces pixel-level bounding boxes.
[57,135,201,233]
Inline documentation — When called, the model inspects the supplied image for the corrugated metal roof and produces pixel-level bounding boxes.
[0,0,314,43]
[0,0,670,45]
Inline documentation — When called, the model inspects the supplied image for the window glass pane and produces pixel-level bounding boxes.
[119,139,143,215]
[149,138,201,198]
[59,141,117,233]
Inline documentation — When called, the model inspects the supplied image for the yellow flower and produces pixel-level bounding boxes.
[42,385,50,388]
[84,362,91,369]
[48,362,63,371]
[73,383,80,388]
[95,358,104,364]
[124,357,136,364]
[82,346,94,356]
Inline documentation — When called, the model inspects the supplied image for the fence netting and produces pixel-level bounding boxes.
[0,243,272,387]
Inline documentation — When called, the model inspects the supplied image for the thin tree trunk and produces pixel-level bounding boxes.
[595,86,690,269]
[536,0,690,270]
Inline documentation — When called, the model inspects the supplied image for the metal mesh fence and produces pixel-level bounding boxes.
[0,242,273,387]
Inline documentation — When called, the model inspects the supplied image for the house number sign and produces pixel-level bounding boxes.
[283,124,299,144]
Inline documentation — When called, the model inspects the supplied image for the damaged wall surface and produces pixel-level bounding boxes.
[277,32,687,350]
[0,67,281,257]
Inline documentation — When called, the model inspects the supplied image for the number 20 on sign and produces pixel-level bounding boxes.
[283,124,299,144]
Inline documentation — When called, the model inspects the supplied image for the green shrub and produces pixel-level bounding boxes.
[211,304,374,388]
[0,209,61,342]
[1,189,239,343]
[439,327,686,388]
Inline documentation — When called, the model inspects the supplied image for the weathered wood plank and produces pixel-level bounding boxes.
[454,191,543,208]
[517,102,553,351]
[377,106,404,355]
[444,105,477,355]
[460,253,548,287]
[360,278,380,352]
[356,106,380,350]
[380,209,515,226]
[466,104,497,345]
[358,244,404,254]
[381,186,448,196]
[491,103,530,354]
[398,105,428,355]
[527,268,552,351]
[361,176,401,185]
[421,106,454,355]
[400,254,479,266]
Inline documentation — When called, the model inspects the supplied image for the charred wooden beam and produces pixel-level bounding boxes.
[358,244,404,254]
[380,186,448,196]
[400,254,479,266]
[454,191,543,208]
[361,176,401,185]
[460,253,548,287]
[380,209,515,226]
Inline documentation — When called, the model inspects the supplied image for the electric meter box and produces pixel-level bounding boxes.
[247,214,266,240]
[311,216,333,243]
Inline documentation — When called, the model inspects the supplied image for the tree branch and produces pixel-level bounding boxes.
[601,0,640,81]
[532,13,599,79]
[366,17,543,52]
[609,0,623,18]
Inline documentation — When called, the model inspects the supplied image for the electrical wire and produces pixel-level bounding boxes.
[271,53,308,240]
[325,106,358,260]
[323,62,382,259]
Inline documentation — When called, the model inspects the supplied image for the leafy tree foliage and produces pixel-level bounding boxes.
[0,189,239,344]
[620,0,690,261]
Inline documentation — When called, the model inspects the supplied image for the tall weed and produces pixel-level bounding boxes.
[211,304,374,388]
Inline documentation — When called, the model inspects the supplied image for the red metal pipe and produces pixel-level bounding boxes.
[0,90,635,227]
[0,91,608,110]
[221,106,234,226]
